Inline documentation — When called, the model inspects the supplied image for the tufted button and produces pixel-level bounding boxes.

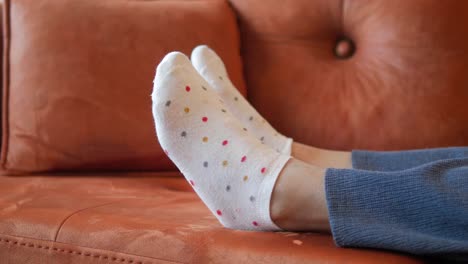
[334,37,355,59]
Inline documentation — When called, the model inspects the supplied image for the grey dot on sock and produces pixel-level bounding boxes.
[165,100,171,107]
[234,97,238,101]
[243,128,248,132]
[226,185,231,192]
[203,161,208,168]
[249,196,255,202]
[181,131,187,137]
[260,136,265,141]
[249,116,253,121]
[219,76,223,80]
[202,86,207,91]
[221,109,227,113]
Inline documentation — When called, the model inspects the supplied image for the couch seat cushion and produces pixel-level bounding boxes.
[0,173,423,263]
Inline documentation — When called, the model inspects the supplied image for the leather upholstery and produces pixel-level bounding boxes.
[1,0,245,173]
[0,174,423,264]
[1,0,464,262]
[229,0,468,151]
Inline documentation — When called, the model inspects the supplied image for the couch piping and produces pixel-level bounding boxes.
[0,0,11,169]
[0,235,183,264]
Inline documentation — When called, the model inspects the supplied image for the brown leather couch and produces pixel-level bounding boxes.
[2,0,467,263]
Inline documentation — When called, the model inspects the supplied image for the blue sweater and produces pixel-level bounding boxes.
[325,147,468,261]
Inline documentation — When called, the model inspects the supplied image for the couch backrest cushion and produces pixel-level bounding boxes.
[229,0,468,150]
[2,0,245,173]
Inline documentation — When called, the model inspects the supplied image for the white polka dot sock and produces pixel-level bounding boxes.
[191,45,293,155]
[152,52,290,231]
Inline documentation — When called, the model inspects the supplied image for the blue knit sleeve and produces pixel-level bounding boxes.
[325,158,468,261]
[352,147,468,171]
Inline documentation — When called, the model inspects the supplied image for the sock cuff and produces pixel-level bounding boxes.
[280,138,293,155]
[257,154,291,231]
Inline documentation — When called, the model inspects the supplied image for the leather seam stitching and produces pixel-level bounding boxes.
[0,237,145,263]
[0,236,183,264]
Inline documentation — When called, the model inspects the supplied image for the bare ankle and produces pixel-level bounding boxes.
[292,142,352,169]
[270,159,331,232]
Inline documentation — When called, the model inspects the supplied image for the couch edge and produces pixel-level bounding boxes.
[0,233,183,264]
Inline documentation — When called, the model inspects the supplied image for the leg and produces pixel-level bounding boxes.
[271,157,468,261]
[293,142,468,171]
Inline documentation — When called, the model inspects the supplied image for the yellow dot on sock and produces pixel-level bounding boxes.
[222,160,228,167]
[243,175,249,181]
[184,107,190,113]
[202,137,208,143]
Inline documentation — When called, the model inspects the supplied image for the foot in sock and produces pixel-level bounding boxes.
[191,45,293,155]
[152,52,291,230]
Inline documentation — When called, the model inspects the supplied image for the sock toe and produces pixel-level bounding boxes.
[155,51,192,82]
[191,45,227,76]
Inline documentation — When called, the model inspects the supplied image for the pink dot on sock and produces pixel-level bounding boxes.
[261,167,266,174]
[189,180,195,186]
[222,140,228,146]
[185,86,191,92]
[241,156,247,162]
[252,221,258,226]
[216,210,222,216]
[202,117,208,122]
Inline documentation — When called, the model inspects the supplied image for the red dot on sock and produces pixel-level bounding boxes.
[252,221,258,226]
[189,180,195,186]
[241,156,247,162]
[261,167,266,174]
[216,210,222,216]
[185,86,191,92]
[202,117,208,122]
[222,140,228,146]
